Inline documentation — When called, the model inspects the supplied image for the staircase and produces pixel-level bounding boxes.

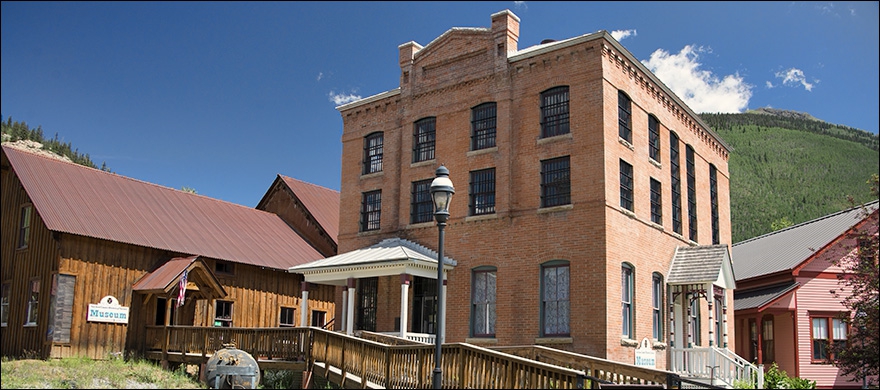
[670,346,763,388]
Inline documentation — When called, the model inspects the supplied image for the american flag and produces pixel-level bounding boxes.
[177,270,187,307]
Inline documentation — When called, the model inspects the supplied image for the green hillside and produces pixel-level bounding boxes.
[702,111,879,243]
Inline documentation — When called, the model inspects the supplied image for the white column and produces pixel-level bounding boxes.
[346,278,356,335]
[722,288,729,348]
[340,287,348,332]
[440,278,447,344]
[707,283,714,347]
[300,282,310,327]
[400,274,410,339]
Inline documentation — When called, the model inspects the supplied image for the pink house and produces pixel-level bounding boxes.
[732,201,878,389]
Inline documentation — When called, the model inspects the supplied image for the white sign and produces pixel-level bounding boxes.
[634,337,656,368]
[87,295,129,324]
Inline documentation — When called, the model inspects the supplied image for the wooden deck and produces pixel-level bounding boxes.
[144,326,726,388]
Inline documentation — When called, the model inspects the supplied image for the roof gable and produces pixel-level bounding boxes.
[3,145,324,270]
[668,244,736,289]
[277,175,340,245]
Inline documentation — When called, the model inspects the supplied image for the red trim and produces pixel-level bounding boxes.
[793,212,877,276]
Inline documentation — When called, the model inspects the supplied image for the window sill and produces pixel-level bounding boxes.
[619,207,636,219]
[649,158,662,169]
[620,337,639,347]
[465,337,497,345]
[406,221,434,229]
[23,323,37,328]
[618,137,634,150]
[410,159,435,168]
[535,337,572,345]
[467,147,498,157]
[538,204,573,214]
[652,341,667,350]
[465,213,497,222]
[360,171,384,180]
[537,132,573,145]
[357,230,382,237]
[649,221,664,231]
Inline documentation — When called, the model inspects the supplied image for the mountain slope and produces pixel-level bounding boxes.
[702,111,879,243]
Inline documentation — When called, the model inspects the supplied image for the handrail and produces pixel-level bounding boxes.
[669,346,763,388]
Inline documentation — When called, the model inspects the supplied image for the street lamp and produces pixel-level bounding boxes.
[430,165,454,389]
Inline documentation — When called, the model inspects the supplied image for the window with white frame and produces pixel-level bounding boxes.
[471,267,497,337]
[652,273,663,341]
[688,295,701,346]
[0,283,9,327]
[26,279,39,326]
[541,261,570,336]
[622,263,634,339]
[811,316,847,362]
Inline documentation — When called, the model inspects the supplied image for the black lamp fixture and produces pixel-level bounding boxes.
[429,165,454,389]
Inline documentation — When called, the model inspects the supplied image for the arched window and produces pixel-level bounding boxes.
[540,86,570,138]
[362,132,383,175]
[413,117,436,163]
[618,91,632,143]
[649,115,661,162]
[471,102,497,150]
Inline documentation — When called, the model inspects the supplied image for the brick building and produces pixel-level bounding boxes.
[293,10,742,373]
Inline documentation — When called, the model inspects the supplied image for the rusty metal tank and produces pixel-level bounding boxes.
[205,343,261,389]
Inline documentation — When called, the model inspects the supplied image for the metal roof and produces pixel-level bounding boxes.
[667,244,736,289]
[732,201,878,282]
[291,237,456,272]
[278,174,340,245]
[733,282,799,311]
[3,145,324,270]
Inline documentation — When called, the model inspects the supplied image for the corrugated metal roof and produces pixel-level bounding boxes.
[3,145,325,270]
[290,237,456,272]
[131,256,197,292]
[733,282,799,311]
[279,175,339,245]
[667,244,734,287]
[732,201,878,282]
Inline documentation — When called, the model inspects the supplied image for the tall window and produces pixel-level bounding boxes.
[652,273,663,341]
[686,145,698,241]
[357,277,378,332]
[650,178,663,225]
[749,319,758,361]
[18,204,32,249]
[1,283,9,326]
[710,164,720,245]
[540,86,570,138]
[620,159,634,212]
[469,168,496,216]
[214,300,233,327]
[363,132,384,175]
[618,91,632,143]
[649,115,661,162]
[670,132,683,234]
[25,279,39,326]
[280,307,296,327]
[622,264,634,339]
[812,316,847,362]
[361,190,381,232]
[715,296,723,347]
[541,156,571,207]
[541,261,570,336]
[411,179,433,224]
[413,117,436,163]
[471,268,497,337]
[689,295,701,346]
[762,316,775,363]
[472,103,497,150]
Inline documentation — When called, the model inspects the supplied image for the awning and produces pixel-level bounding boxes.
[667,244,736,290]
[132,256,227,300]
[289,238,456,286]
[734,282,799,312]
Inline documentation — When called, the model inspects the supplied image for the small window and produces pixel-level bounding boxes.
[618,91,632,143]
[541,261,570,336]
[686,145,697,241]
[652,273,663,341]
[812,316,847,362]
[413,117,436,163]
[650,178,662,225]
[621,264,634,339]
[541,156,571,208]
[18,204,33,249]
[670,132,682,234]
[648,115,661,162]
[469,168,496,216]
[215,261,235,275]
[214,300,233,327]
[619,160,634,212]
[26,279,40,326]
[471,268,497,337]
[710,164,720,245]
[540,86,570,138]
[361,190,381,232]
[363,132,384,174]
[411,179,433,224]
[280,307,296,327]
[689,296,701,346]
[471,103,497,150]
[311,310,327,327]
[1,283,9,327]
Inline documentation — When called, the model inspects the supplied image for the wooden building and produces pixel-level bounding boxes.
[0,144,339,360]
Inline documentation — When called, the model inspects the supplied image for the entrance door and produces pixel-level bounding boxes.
[356,277,378,331]
[412,277,437,334]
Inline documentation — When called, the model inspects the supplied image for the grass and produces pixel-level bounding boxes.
[0,356,205,389]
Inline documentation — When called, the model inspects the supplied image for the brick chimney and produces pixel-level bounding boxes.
[399,41,423,90]
[491,9,520,71]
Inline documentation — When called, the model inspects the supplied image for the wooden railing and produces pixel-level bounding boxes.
[144,325,310,361]
[670,346,763,388]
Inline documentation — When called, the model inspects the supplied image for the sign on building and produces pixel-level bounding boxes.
[634,337,656,368]
[87,295,129,324]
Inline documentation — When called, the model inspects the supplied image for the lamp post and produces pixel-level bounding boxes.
[430,165,454,389]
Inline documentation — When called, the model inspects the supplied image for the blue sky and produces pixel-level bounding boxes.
[2,1,878,207]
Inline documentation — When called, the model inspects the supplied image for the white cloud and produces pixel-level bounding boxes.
[514,1,527,10]
[642,45,753,113]
[765,81,775,88]
[316,72,323,82]
[611,29,637,42]
[328,91,362,105]
[775,68,816,91]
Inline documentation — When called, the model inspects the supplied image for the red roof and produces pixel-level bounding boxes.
[3,145,324,270]
[279,174,340,245]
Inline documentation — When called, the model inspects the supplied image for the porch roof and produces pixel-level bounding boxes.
[288,238,456,286]
[132,255,227,301]
[733,282,799,311]
[667,244,736,290]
